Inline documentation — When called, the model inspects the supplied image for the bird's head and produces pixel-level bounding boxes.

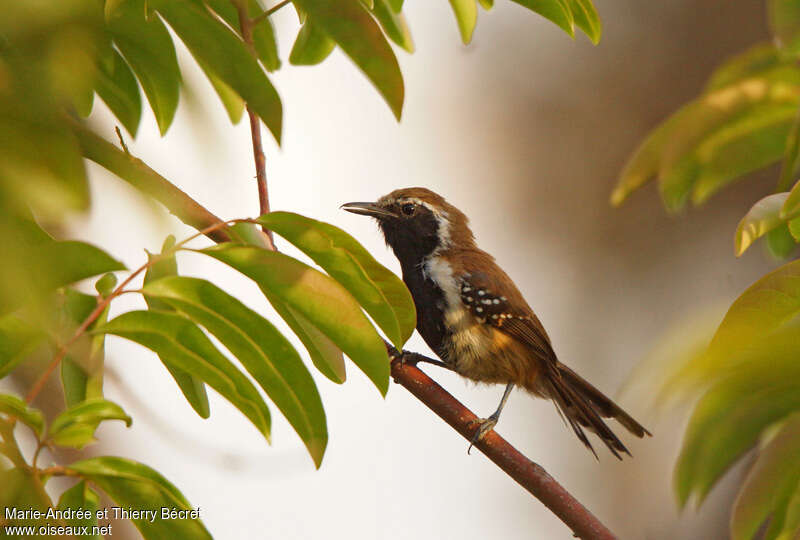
[342,187,475,264]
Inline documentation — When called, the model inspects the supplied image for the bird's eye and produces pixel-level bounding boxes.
[401,203,416,216]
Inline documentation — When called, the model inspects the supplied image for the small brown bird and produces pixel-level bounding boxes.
[342,187,650,458]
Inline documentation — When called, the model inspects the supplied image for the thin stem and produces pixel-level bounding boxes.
[24,218,244,405]
[252,0,292,25]
[235,1,276,249]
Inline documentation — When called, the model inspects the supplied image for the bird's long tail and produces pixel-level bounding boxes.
[542,363,651,459]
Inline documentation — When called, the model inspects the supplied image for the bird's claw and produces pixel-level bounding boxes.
[467,416,498,454]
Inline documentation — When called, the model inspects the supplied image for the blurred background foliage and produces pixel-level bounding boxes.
[0,0,604,538]
[614,1,800,538]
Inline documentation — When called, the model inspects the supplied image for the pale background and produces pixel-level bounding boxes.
[41,0,780,538]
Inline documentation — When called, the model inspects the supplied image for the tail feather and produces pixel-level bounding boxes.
[543,363,651,459]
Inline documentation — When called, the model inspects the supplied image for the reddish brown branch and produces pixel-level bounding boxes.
[235,1,276,249]
[388,349,617,540]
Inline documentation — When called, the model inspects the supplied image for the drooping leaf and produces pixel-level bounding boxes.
[153,0,282,143]
[95,310,271,439]
[94,48,142,137]
[735,193,790,256]
[478,0,494,10]
[777,109,800,191]
[142,276,328,467]
[107,0,181,135]
[49,399,132,449]
[0,468,50,521]
[731,413,800,540]
[0,237,124,317]
[0,315,43,379]
[197,58,245,124]
[0,394,45,437]
[289,20,336,66]
[371,0,414,53]
[705,258,800,361]
[782,178,800,219]
[58,288,106,407]
[790,215,800,240]
[448,0,477,44]
[613,69,800,210]
[675,324,800,507]
[388,0,403,11]
[256,212,416,349]
[95,273,118,297]
[292,0,404,119]
[510,0,574,39]
[143,235,211,419]
[565,0,601,44]
[264,289,346,383]
[200,245,389,395]
[705,44,784,92]
[691,104,797,205]
[766,223,798,259]
[769,0,800,56]
[57,481,101,540]
[68,456,211,540]
[202,0,281,71]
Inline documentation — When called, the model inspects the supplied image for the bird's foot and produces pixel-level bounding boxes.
[467,414,499,454]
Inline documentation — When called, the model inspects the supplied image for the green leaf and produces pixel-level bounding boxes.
[705,44,784,92]
[107,0,181,135]
[58,288,107,407]
[790,215,800,240]
[691,104,797,205]
[257,212,416,349]
[731,413,800,540]
[203,0,281,72]
[0,315,43,379]
[510,0,574,38]
[153,0,282,143]
[264,290,346,383]
[372,0,414,53]
[142,276,328,467]
[95,310,271,439]
[778,110,800,192]
[766,223,798,259]
[95,273,118,297]
[565,0,600,44]
[68,456,211,540]
[478,0,493,10]
[388,0,403,11]
[57,481,100,540]
[782,178,800,219]
[49,398,132,448]
[448,0,477,44]
[292,0,404,119]
[735,192,790,256]
[706,258,800,362]
[769,0,800,56]
[200,245,389,395]
[95,48,142,137]
[0,468,50,521]
[143,235,211,419]
[0,394,45,437]
[675,324,800,507]
[197,58,245,124]
[614,70,800,210]
[289,20,337,66]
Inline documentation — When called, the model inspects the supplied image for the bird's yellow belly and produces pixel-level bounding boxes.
[444,308,542,390]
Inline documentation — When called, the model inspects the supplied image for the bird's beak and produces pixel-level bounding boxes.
[340,201,396,219]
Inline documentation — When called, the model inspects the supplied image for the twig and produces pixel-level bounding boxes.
[25,219,244,405]
[114,126,130,156]
[235,1,276,249]
[387,346,618,540]
[252,0,292,25]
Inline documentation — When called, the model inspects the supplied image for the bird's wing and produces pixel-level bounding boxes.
[457,267,557,364]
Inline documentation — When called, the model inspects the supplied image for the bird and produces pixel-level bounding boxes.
[342,187,651,458]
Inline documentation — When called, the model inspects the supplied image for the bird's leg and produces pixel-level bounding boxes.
[468,383,514,454]
[388,347,454,371]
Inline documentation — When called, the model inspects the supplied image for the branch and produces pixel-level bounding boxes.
[235,1,276,249]
[388,347,618,540]
[69,118,231,244]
